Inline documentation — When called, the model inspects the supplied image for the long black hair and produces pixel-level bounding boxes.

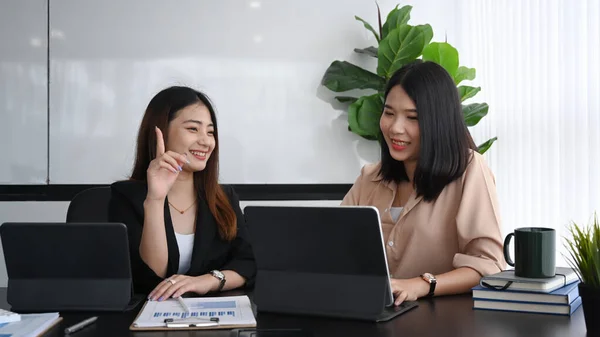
[378,60,477,201]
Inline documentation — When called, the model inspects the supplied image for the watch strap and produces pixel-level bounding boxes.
[426,280,436,297]
[421,273,437,297]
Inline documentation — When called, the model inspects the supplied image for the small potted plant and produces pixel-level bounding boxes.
[565,213,600,333]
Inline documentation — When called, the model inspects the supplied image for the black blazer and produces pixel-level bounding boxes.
[108,180,256,294]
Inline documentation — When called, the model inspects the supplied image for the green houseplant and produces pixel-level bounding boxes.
[565,214,600,333]
[321,4,497,153]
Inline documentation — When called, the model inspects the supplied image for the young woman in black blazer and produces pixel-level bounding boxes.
[108,86,255,300]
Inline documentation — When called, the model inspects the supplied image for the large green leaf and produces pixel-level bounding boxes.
[422,24,434,48]
[454,66,476,85]
[354,46,378,58]
[477,137,497,154]
[348,93,383,139]
[463,103,489,126]
[422,42,459,78]
[381,5,412,39]
[458,86,481,102]
[335,96,358,103]
[322,61,386,92]
[377,24,433,79]
[355,16,380,42]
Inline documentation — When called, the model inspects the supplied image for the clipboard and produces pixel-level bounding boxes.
[129,296,257,331]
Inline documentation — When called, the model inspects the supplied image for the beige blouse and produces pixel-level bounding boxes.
[342,151,506,278]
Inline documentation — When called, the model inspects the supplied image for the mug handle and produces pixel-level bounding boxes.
[503,233,515,267]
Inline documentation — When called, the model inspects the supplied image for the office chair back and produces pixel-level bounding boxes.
[66,187,111,222]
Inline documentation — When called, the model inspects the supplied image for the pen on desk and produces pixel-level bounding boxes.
[177,296,191,313]
[64,316,98,334]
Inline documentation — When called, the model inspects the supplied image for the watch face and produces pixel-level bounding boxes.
[422,273,435,282]
[212,270,225,279]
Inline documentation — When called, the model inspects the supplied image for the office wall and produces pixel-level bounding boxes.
[0,0,48,184]
[0,0,461,185]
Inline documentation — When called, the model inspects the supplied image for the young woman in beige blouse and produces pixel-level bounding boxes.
[342,60,506,305]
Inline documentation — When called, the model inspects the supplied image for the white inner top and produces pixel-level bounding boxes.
[390,207,404,222]
[175,232,195,274]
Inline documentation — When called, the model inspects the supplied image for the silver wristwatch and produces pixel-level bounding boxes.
[210,270,226,291]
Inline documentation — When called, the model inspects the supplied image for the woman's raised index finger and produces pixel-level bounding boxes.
[155,126,165,156]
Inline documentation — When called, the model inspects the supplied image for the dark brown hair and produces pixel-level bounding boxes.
[130,86,237,240]
[379,61,477,201]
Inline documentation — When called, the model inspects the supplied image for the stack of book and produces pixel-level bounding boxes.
[472,267,582,316]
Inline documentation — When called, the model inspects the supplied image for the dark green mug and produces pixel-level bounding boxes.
[503,227,556,278]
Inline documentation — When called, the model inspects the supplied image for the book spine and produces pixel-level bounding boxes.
[566,287,580,304]
[473,307,573,316]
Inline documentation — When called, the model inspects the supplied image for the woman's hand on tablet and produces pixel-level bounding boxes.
[390,278,429,306]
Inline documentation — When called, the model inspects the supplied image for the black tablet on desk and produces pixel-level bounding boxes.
[0,222,141,312]
[244,206,418,322]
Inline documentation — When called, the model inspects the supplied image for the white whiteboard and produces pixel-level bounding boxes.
[45,0,458,184]
[0,0,48,184]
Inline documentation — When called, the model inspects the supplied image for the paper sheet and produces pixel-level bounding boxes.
[132,295,256,328]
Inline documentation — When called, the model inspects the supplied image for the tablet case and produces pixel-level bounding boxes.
[1,222,133,312]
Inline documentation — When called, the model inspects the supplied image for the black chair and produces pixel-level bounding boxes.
[66,187,112,222]
[64,186,146,309]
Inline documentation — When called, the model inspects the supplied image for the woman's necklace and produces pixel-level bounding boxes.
[168,199,197,214]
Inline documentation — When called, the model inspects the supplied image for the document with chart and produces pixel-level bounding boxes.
[131,295,256,330]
